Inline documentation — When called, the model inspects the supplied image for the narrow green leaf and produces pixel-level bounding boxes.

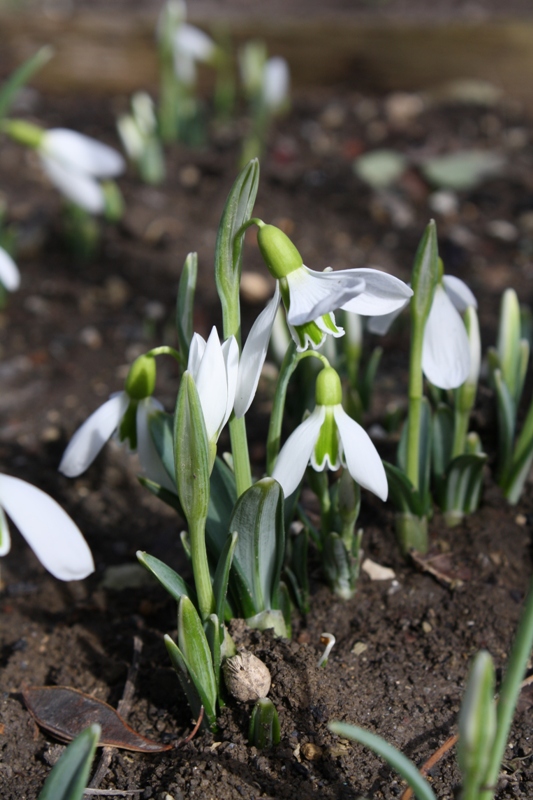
[360,345,383,411]
[164,634,214,729]
[229,478,285,612]
[213,531,238,623]
[205,613,222,698]
[493,369,516,482]
[174,372,210,523]
[149,409,176,485]
[410,220,439,327]
[137,475,182,514]
[328,722,437,800]
[439,453,486,524]
[177,596,217,722]
[38,724,100,800]
[176,252,197,363]
[497,289,522,404]
[136,551,194,603]
[249,698,281,748]
[383,462,424,516]
[214,159,260,339]
[206,456,237,557]
[457,651,496,796]
[0,46,54,122]
[432,403,454,478]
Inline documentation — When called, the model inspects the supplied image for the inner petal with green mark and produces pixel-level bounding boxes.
[290,312,344,352]
[310,407,342,471]
[118,400,138,449]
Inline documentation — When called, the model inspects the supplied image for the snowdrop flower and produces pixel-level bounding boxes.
[0,474,94,581]
[59,355,173,491]
[272,367,388,499]
[262,57,290,112]
[255,222,413,352]
[0,246,20,292]
[187,327,239,444]
[368,273,477,390]
[38,128,125,214]
[172,24,216,85]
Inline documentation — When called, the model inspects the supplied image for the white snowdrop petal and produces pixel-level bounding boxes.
[422,285,470,389]
[339,268,413,316]
[272,406,326,497]
[136,400,176,493]
[443,274,478,312]
[187,333,207,379]
[59,393,129,477]
[0,246,20,291]
[41,155,105,214]
[43,129,125,177]
[221,336,240,428]
[366,305,405,335]
[333,406,388,501]
[0,474,94,580]
[262,57,290,110]
[175,24,215,62]
[234,285,281,418]
[286,266,366,326]
[194,327,228,440]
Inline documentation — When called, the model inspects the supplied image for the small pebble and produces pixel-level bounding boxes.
[301,742,323,761]
[79,326,103,349]
[223,652,271,703]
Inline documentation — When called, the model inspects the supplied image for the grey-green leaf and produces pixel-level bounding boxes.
[38,724,100,800]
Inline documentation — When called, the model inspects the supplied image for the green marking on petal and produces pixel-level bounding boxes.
[292,320,326,349]
[320,312,342,335]
[118,400,138,449]
[312,407,340,471]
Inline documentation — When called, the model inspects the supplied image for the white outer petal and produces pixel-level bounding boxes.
[286,266,366,326]
[59,393,129,477]
[0,474,94,580]
[221,336,239,428]
[0,247,20,291]
[0,504,10,556]
[333,406,388,501]
[271,406,326,497]
[340,268,413,316]
[42,129,125,177]
[422,285,470,389]
[195,327,227,440]
[187,332,207,378]
[40,155,105,214]
[443,274,478,312]
[234,285,281,418]
[136,399,176,493]
[366,303,407,335]
[174,24,215,62]
[262,57,290,111]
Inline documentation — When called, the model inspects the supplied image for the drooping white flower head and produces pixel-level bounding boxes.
[59,355,174,491]
[262,57,290,112]
[0,474,94,581]
[172,23,216,85]
[367,273,477,391]
[0,246,20,292]
[271,367,388,500]
[187,327,239,442]
[39,128,125,214]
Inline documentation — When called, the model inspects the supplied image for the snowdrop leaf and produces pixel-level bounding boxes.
[164,634,214,729]
[37,724,100,800]
[397,397,432,508]
[136,551,194,603]
[24,686,172,752]
[411,220,438,326]
[382,461,424,516]
[213,531,238,623]
[229,478,285,613]
[0,46,54,122]
[174,372,210,523]
[353,149,407,190]
[0,246,20,291]
[333,406,388,501]
[176,252,198,362]
[422,150,504,191]
[215,159,259,335]
[328,722,437,800]
[422,285,470,389]
[176,597,217,724]
[431,403,454,479]
[148,410,176,483]
[272,406,326,498]
[0,474,94,581]
[439,453,486,525]
[206,456,237,557]
[457,651,496,794]
[493,369,516,483]
[59,393,129,477]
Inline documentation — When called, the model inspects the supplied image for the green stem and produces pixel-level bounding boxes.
[146,345,182,364]
[480,578,533,800]
[266,345,330,475]
[406,318,424,490]
[452,408,470,459]
[189,517,216,621]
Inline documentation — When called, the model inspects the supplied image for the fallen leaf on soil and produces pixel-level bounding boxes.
[410,551,470,587]
[22,686,173,752]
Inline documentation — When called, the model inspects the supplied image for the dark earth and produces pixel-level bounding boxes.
[2,22,533,798]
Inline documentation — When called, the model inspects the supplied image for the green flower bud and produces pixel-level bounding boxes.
[125,354,156,400]
[257,224,303,279]
[316,367,342,407]
[2,119,44,149]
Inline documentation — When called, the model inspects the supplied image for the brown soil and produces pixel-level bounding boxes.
[1,80,533,799]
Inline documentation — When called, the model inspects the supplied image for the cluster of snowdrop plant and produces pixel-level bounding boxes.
[117,92,166,185]
[58,159,413,727]
[329,573,533,800]
[239,40,290,166]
